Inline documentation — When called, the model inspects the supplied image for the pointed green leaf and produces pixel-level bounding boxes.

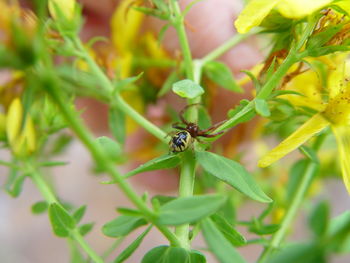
[48,203,75,237]
[102,216,147,237]
[254,98,270,117]
[172,79,204,99]
[96,136,122,161]
[202,218,246,263]
[73,205,87,224]
[31,201,49,214]
[124,155,181,178]
[196,151,272,203]
[114,226,152,263]
[204,61,242,93]
[79,222,94,236]
[158,195,226,225]
[211,214,246,246]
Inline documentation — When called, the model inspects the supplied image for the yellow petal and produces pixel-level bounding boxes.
[234,0,282,34]
[282,69,325,111]
[258,113,329,167]
[277,0,332,19]
[332,125,350,194]
[111,0,144,53]
[6,98,23,146]
[48,0,76,20]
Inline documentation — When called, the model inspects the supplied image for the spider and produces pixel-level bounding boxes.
[169,104,226,153]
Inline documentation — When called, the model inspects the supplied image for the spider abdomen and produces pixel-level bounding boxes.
[170,131,192,152]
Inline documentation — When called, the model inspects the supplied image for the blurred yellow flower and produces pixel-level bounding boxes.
[258,58,350,194]
[6,98,36,157]
[234,0,334,33]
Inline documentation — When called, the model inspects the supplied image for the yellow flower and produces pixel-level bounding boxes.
[48,0,76,20]
[258,58,350,194]
[234,0,334,33]
[6,98,36,157]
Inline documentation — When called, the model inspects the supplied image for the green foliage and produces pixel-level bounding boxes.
[114,226,152,263]
[142,246,206,263]
[2,1,350,262]
[102,216,147,238]
[172,79,204,99]
[202,218,246,263]
[196,151,271,203]
[157,195,226,225]
[204,61,242,92]
[49,203,76,237]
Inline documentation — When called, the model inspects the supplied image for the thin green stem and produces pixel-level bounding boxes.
[71,230,104,263]
[29,165,104,263]
[45,80,180,247]
[115,96,167,143]
[258,161,318,263]
[174,151,196,250]
[170,1,194,80]
[201,29,260,65]
[71,37,166,143]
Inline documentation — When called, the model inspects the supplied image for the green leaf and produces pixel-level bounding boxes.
[286,160,308,200]
[116,207,143,217]
[254,99,270,117]
[109,106,126,145]
[79,222,94,236]
[6,174,26,198]
[142,246,206,263]
[308,201,329,238]
[114,72,144,92]
[196,151,272,203]
[172,79,204,99]
[158,195,226,225]
[269,242,324,263]
[31,201,48,214]
[204,61,242,93]
[38,161,69,167]
[102,216,147,237]
[211,214,246,246]
[202,218,246,263]
[142,246,188,263]
[96,136,122,162]
[114,226,152,263]
[151,195,176,206]
[249,223,280,235]
[123,155,181,179]
[48,203,76,237]
[73,205,87,224]
[158,71,179,97]
[329,211,350,237]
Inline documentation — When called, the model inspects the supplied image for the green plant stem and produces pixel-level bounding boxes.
[170,1,194,81]
[71,37,166,143]
[115,96,167,143]
[169,0,198,250]
[71,229,104,263]
[201,29,260,65]
[174,151,196,250]
[45,80,181,247]
[29,166,104,263]
[258,161,318,263]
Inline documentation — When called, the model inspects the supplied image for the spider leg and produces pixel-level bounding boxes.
[179,103,201,125]
[172,124,187,131]
[198,131,224,138]
[199,119,227,133]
